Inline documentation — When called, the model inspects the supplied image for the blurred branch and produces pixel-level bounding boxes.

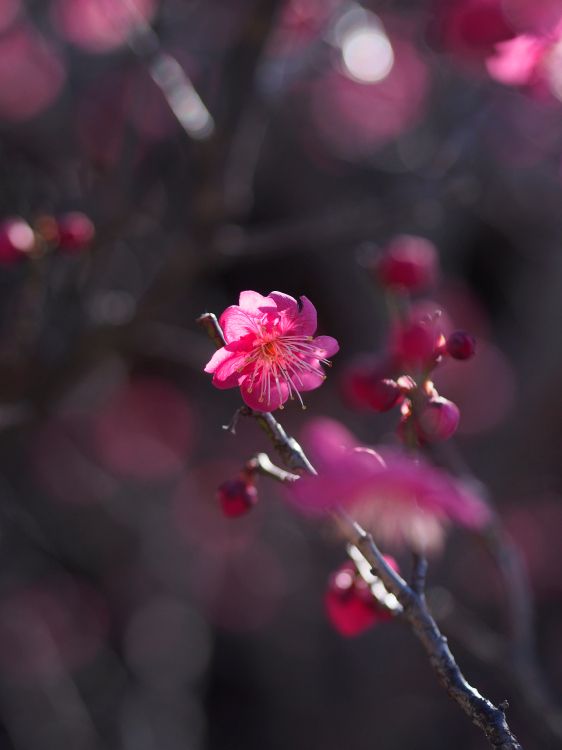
[411,552,428,597]
[199,308,523,750]
[345,521,522,750]
[433,441,562,743]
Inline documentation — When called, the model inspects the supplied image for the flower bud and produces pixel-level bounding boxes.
[375,235,439,292]
[217,478,258,517]
[340,357,401,412]
[0,217,35,264]
[446,330,476,360]
[415,396,460,443]
[56,212,95,253]
[325,558,399,637]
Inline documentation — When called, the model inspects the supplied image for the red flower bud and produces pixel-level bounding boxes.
[217,478,258,517]
[0,217,35,264]
[375,235,439,292]
[415,396,460,443]
[340,357,401,412]
[446,330,476,360]
[325,558,398,637]
[56,212,95,253]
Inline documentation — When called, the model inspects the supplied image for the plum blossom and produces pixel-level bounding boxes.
[289,418,490,551]
[204,291,339,412]
[485,19,562,97]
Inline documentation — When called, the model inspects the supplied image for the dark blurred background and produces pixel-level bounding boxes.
[0,0,561,748]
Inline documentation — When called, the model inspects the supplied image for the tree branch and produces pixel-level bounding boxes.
[198,308,523,750]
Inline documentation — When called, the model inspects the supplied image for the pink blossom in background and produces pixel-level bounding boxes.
[52,0,158,54]
[484,17,562,100]
[0,0,20,34]
[308,23,429,159]
[94,378,193,480]
[0,24,65,122]
[204,291,339,412]
[290,418,490,551]
[434,0,515,61]
[0,579,108,682]
[486,33,548,86]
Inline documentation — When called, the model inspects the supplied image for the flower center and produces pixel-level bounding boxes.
[241,333,331,409]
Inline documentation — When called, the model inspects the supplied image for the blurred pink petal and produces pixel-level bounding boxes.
[52,0,158,54]
[290,418,490,552]
[0,24,65,121]
[94,378,192,480]
[486,34,546,85]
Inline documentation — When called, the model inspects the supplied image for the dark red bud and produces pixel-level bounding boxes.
[446,330,476,360]
[217,478,258,518]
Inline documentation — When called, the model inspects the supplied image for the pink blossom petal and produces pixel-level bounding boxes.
[204,348,246,388]
[301,418,357,467]
[239,290,276,312]
[486,34,545,85]
[240,378,289,412]
[296,295,318,335]
[219,305,259,342]
[292,369,325,393]
[312,335,339,358]
[267,291,299,313]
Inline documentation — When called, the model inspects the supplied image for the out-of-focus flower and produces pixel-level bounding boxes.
[325,558,398,637]
[485,18,562,100]
[52,0,157,54]
[486,33,548,86]
[290,418,490,551]
[433,0,516,62]
[204,291,339,412]
[94,378,192,480]
[388,303,451,371]
[56,212,95,253]
[374,235,439,292]
[0,24,65,121]
[340,354,402,412]
[308,19,429,159]
[0,216,35,263]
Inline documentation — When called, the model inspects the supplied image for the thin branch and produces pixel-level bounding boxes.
[411,552,429,597]
[246,452,300,483]
[346,521,522,750]
[433,441,562,743]
[199,309,523,750]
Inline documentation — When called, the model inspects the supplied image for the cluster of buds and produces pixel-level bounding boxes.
[343,235,476,446]
[325,550,401,637]
[0,212,95,265]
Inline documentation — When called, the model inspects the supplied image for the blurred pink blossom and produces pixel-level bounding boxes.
[52,0,157,54]
[0,24,65,121]
[290,418,490,551]
[94,378,193,480]
[309,25,429,158]
[205,291,339,412]
[486,33,548,86]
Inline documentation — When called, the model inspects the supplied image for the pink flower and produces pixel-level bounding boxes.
[290,418,490,552]
[204,291,339,412]
[486,33,547,86]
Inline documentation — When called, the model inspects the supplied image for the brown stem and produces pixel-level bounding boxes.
[199,309,523,750]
